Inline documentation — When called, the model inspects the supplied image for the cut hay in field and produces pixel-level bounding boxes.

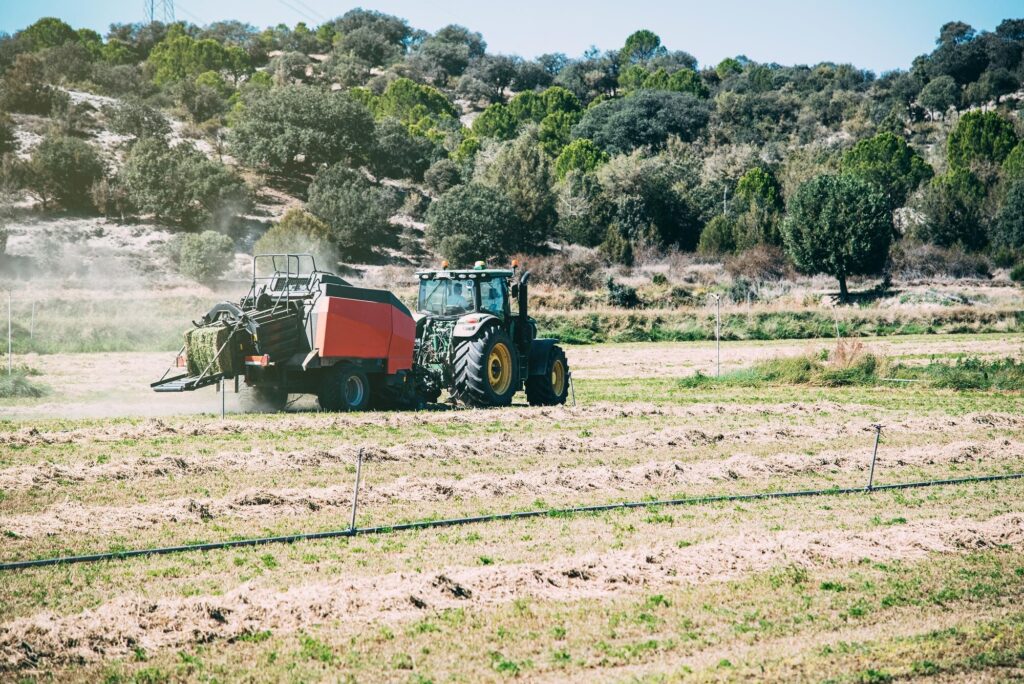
[184,324,239,377]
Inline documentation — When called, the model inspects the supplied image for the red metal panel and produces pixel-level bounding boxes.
[313,296,414,374]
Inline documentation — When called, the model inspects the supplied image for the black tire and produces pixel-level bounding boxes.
[239,384,289,412]
[526,344,570,406]
[452,326,518,407]
[318,364,371,412]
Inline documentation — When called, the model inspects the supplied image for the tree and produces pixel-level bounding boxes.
[426,183,519,263]
[917,75,958,117]
[19,17,78,50]
[992,178,1024,250]
[120,138,250,227]
[554,139,609,180]
[841,132,933,210]
[947,111,1019,171]
[782,174,893,301]
[370,117,435,181]
[458,54,520,103]
[479,127,558,253]
[306,164,398,260]
[621,30,665,66]
[228,85,375,175]
[375,77,458,123]
[253,208,337,269]
[417,25,486,80]
[573,90,710,154]
[168,230,235,282]
[912,170,987,249]
[147,28,230,85]
[21,135,105,210]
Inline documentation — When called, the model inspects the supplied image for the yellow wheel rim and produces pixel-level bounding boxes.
[487,342,513,395]
[551,359,566,396]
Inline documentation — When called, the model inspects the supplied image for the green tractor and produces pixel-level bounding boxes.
[413,263,570,407]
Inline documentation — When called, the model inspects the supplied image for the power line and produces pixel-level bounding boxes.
[289,0,327,22]
[274,0,320,25]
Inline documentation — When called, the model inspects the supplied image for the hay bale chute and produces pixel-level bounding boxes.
[184,323,242,378]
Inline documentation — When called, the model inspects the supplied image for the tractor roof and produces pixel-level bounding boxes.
[416,269,515,279]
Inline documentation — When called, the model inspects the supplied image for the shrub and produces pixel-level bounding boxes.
[0,114,16,155]
[697,215,736,255]
[167,230,236,282]
[306,164,398,260]
[20,135,105,211]
[520,250,604,290]
[253,208,337,270]
[605,276,640,308]
[1011,264,1024,285]
[105,100,171,141]
[0,53,66,114]
[423,158,462,195]
[891,243,991,280]
[724,245,791,282]
[120,138,250,227]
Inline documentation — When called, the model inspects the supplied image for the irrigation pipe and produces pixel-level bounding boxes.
[2,471,1022,572]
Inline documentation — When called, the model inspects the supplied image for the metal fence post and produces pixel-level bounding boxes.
[30,301,35,342]
[714,294,721,377]
[350,448,364,532]
[6,290,11,376]
[866,424,883,491]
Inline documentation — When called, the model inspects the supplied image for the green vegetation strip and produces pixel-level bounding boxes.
[2,472,1021,572]
[682,354,1024,391]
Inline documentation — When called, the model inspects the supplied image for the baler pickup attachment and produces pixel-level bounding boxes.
[150,372,226,393]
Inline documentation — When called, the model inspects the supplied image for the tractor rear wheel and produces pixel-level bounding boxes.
[239,384,289,412]
[453,327,518,407]
[526,344,570,406]
[318,364,371,412]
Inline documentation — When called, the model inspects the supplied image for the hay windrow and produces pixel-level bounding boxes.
[3,438,1020,540]
[2,513,1021,670]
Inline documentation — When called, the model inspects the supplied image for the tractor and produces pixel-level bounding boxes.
[413,261,570,407]
[152,255,570,410]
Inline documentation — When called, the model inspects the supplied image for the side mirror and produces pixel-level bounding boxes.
[510,283,519,298]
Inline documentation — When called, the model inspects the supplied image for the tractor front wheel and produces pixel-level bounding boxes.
[526,344,570,406]
[453,327,518,407]
[318,364,371,412]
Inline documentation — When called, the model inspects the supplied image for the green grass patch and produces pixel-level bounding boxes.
[679,353,1024,392]
[0,365,49,398]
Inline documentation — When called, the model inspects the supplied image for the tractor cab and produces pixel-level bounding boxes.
[415,268,515,320]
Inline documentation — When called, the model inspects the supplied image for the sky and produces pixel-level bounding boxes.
[0,0,1021,73]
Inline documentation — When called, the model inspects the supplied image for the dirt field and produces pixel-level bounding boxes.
[1,337,1023,681]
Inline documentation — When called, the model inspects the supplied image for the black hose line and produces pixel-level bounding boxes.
[1,471,1021,572]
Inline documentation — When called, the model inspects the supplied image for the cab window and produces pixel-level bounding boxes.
[418,278,474,316]
[479,278,506,319]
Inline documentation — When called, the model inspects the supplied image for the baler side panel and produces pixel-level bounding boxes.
[316,297,394,362]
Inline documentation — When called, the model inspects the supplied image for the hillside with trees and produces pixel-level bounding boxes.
[1,12,1024,298]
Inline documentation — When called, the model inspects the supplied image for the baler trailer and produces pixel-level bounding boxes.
[151,254,418,411]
